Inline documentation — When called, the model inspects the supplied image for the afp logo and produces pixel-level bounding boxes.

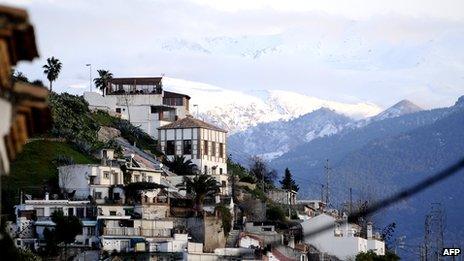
[442,248,461,256]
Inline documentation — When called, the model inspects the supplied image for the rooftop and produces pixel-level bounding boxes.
[158,116,226,132]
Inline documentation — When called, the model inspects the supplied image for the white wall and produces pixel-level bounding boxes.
[84,91,189,139]
[301,214,384,260]
[58,164,123,200]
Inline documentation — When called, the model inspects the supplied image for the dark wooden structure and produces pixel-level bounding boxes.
[0,5,51,175]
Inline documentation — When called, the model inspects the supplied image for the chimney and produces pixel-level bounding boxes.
[45,192,49,201]
[367,222,373,239]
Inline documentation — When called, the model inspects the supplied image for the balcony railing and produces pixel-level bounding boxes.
[103,227,171,237]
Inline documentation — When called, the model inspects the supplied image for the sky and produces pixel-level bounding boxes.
[5,0,464,109]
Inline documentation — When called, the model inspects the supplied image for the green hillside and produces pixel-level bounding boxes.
[1,140,97,216]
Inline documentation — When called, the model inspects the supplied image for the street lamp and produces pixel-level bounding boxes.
[85,64,92,92]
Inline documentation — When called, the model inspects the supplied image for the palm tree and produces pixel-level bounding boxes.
[93,70,113,96]
[42,56,62,92]
[163,155,197,175]
[179,174,220,216]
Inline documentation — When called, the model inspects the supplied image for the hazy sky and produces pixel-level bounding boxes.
[5,0,464,108]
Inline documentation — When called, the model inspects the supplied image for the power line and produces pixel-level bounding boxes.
[246,156,464,254]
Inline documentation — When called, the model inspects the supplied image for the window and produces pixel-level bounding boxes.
[68,208,74,216]
[103,171,110,179]
[95,192,102,199]
[211,142,216,156]
[50,207,62,214]
[222,181,226,187]
[35,207,44,217]
[116,108,121,113]
[203,140,208,155]
[204,165,208,174]
[219,143,224,158]
[134,175,140,182]
[166,140,175,155]
[148,176,153,183]
[87,227,95,236]
[109,211,117,216]
[114,193,120,200]
[183,140,192,154]
[76,208,85,218]
[219,168,223,175]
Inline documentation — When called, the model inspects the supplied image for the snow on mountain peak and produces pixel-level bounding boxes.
[162,77,381,133]
[372,99,423,121]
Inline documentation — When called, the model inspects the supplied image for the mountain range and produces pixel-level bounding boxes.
[268,96,464,256]
[162,77,381,133]
[228,99,424,162]
[164,77,464,256]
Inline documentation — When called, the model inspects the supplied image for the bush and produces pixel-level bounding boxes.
[53,155,75,166]
[266,204,286,222]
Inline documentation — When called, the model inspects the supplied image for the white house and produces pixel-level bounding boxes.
[12,194,98,247]
[83,77,190,139]
[58,164,124,203]
[157,116,229,195]
[300,213,385,260]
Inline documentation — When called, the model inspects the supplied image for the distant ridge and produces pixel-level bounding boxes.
[371,99,423,121]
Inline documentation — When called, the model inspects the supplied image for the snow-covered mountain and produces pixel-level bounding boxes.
[228,108,354,163]
[370,99,423,121]
[162,77,381,133]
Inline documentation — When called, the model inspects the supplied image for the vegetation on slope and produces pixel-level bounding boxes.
[1,140,97,216]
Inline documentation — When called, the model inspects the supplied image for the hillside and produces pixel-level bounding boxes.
[1,92,161,217]
[1,140,97,216]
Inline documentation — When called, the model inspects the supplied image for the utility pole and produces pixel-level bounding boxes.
[321,184,324,203]
[349,187,353,214]
[423,203,445,261]
[324,159,331,207]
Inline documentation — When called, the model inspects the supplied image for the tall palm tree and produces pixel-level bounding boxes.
[42,56,62,92]
[163,155,197,175]
[93,70,113,96]
[179,174,220,216]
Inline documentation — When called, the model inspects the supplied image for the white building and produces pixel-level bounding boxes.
[157,116,229,195]
[58,164,124,204]
[83,77,190,139]
[12,194,98,247]
[300,213,385,260]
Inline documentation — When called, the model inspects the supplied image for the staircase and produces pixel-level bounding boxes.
[225,229,240,247]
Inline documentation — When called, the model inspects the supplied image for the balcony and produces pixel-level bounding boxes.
[103,227,171,237]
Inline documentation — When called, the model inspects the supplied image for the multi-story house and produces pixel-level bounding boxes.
[58,164,124,204]
[10,193,98,248]
[84,77,191,139]
[300,213,385,260]
[157,116,229,195]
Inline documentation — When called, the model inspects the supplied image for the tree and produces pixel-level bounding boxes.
[279,168,299,192]
[249,156,276,186]
[381,222,397,250]
[51,210,82,259]
[93,69,113,96]
[355,250,400,261]
[179,174,220,216]
[11,70,29,83]
[31,79,46,87]
[42,56,62,92]
[163,155,197,175]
